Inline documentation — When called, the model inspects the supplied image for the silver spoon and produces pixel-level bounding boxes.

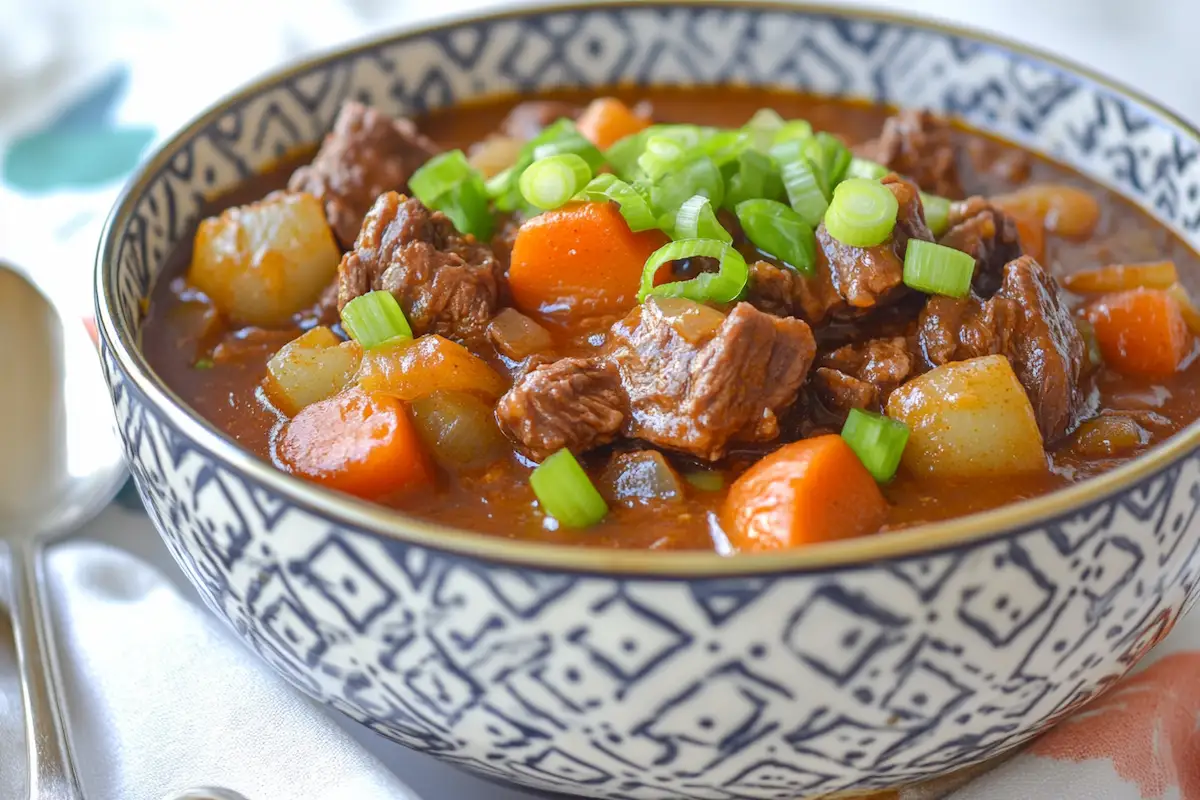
[0,262,127,799]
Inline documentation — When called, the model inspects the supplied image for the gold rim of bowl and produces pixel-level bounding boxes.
[95,0,1200,576]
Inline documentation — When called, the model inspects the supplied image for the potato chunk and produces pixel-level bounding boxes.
[357,334,508,401]
[886,354,1046,478]
[265,327,362,416]
[189,192,340,326]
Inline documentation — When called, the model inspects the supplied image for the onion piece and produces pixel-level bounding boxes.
[1166,282,1200,335]
[647,296,726,343]
[487,308,555,360]
[1070,415,1148,458]
[409,391,509,470]
[600,450,686,507]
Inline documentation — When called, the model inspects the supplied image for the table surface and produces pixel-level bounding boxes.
[1,0,1197,797]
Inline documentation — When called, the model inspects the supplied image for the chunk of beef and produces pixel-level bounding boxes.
[917,294,1019,369]
[996,257,1087,442]
[813,337,915,417]
[496,357,626,461]
[337,192,501,342]
[499,101,582,140]
[854,109,962,198]
[916,256,1086,442]
[609,300,816,460]
[289,102,440,248]
[940,196,1024,296]
[746,260,845,324]
[815,173,932,312]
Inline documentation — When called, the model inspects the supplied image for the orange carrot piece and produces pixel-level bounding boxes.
[277,387,432,499]
[721,435,888,552]
[1008,209,1046,264]
[992,184,1101,239]
[1063,261,1179,294]
[1087,288,1192,377]
[508,201,668,319]
[1166,282,1200,334]
[576,98,651,151]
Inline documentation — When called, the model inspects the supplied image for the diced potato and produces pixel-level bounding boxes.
[189,192,340,327]
[886,355,1047,478]
[468,135,524,178]
[410,391,510,469]
[357,334,508,401]
[264,326,362,416]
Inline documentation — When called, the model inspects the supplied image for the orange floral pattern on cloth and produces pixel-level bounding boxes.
[1029,651,1200,799]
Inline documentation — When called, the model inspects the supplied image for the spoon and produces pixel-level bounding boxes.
[0,262,127,798]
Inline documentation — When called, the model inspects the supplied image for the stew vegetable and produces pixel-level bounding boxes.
[143,88,1200,552]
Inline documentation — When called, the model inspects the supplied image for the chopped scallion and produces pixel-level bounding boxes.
[824,178,900,247]
[638,135,689,181]
[408,150,495,240]
[574,174,658,231]
[673,195,732,242]
[724,149,785,209]
[735,198,816,275]
[903,240,976,298]
[638,238,748,303]
[743,108,786,150]
[519,153,592,210]
[780,156,829,228]
[846,157,889,181]
[841,408,910,483]
[488,119,602,212]
[649,157,725,217]
[530,448,608,528]
[802,132,852,192]
[921,192,952,236]
[340,290,413,349]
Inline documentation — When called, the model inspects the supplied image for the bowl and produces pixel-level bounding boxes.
[95,2,1200,797]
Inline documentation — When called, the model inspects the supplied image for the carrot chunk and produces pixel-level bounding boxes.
[277,387,432,499]
[1063,261,1178,294]
[721,435,888,552]
[508,201,668,320]
[576,98,651,151]
[1087,288,1192,376]
[1008,209,1046,264]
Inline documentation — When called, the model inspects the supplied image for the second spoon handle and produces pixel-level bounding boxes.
[11,539,82,799]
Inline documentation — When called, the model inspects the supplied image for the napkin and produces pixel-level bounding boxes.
[34,538,423,800]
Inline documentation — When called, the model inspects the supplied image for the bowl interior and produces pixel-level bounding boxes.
[98,0,1200,573]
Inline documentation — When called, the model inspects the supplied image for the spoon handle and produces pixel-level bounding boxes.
[10,540,83,799]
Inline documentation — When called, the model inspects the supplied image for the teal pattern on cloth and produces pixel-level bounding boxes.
[2,67,154,193]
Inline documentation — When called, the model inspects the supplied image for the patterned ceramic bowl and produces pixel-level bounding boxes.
[95,3,1200,798]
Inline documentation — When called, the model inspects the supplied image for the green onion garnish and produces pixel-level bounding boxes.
[724,149,785,210]
[193,357,214,370]
[743,108,786,150]
[519,153,592,210]
[649,157,725,218]
[846,157,889,181]
[921,192,952,237]
[780,156,829,228]
[408,150,495,240]
[529,448,608,528]
[841,408,910,483]
[684,470,724,492]
[340,290,413,349]
[702,130,752,167]
[802,132,852,193]
[638,238,748,303]
[903,240,976,298]
[488,119,603,212]
[638,135,688,181]
[574,174,657,232]
[735,198,816,275]
[824,178,900,247]
[673,195,732,243]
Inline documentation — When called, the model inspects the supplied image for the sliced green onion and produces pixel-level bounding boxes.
[903,239,976,298]
[605,124,714,181]
[1076,317,1104,367]
[519,153,592,210]
[341,290,413,349]
[847,157,889,181]
[743,108,786,150]
[638,239,748,303]
[638,135,689,181]
[684,470,724,492]
[530,448,608,528]
[487,120,602,212]
[408,150,494,240]
[841,408,909,483]
[803,132,852,192]
[780,156,829,228]
[921,192,952,237]
[574,174,657,232]
[773,119,814,145]
[193,357,214,370]
[673,195,732,243]
[825,178,900,247]
[703,130,752,167]
[649,157,725,217]
[735,198,816,275]
[724,149,785,209]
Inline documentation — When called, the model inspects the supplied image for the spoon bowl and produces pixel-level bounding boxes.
[0,262,127,799]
